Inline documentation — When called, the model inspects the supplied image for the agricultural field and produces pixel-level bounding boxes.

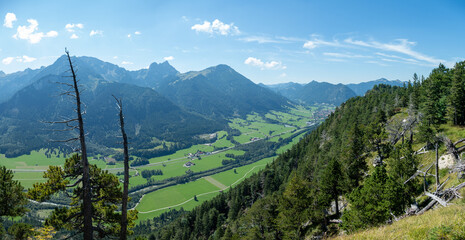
[116,149,245,186]
[1,105,331,221]
[135,156,275,221]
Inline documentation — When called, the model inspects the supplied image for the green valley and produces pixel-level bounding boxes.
[2,104,329,222]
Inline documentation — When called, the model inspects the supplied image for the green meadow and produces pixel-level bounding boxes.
[136,156,275,221]
[1,105,325,221]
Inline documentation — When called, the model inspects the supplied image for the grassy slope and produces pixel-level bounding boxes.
[334,199,465,240]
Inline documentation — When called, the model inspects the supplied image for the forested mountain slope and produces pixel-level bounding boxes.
[156,64,291,118]
[0,55,291,157]
[138,61,465,239]
[0,65,223,158]
[0,67,43,103]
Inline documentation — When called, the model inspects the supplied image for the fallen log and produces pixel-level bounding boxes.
[417,182,465,215]
[436,177,450,193]
[425,192,448,207]
[417,199,437,215]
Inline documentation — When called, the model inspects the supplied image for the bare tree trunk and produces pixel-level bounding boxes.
[436,142,440,191]
[114,96,129,240]
[65,49,93,240]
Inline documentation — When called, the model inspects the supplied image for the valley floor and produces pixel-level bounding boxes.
[0,105,331,222]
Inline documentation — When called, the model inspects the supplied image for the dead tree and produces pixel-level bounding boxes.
[439,136,465,178]
[404,163,434,193]
[435,142,440,191]
[417,182,465,215]
[29,49,127,239]
[64,49,93,240]
[387,116,418,146]
[402,138,465,216]
[114,96,130,240]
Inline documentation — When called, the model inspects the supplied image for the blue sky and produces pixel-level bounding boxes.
[1,0,464,84]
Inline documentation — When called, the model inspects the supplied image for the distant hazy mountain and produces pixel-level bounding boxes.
[346,78,405,96]
[265,81,356,106]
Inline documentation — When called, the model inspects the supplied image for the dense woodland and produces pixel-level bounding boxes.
[133,61,465,239]
[1,61,465,239]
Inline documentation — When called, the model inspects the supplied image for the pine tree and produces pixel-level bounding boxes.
[366,109,390,163]
[8,223,34,240]
[0,166,28,237]
[386,144,418,183]
[0,166,27,218]
[277,175,319,239]
[342,122,367,189]
[422,64,450,127]
[28,154,137,238]
[320,158,344,216]
[341,166,407,232]
[448,61,465,125]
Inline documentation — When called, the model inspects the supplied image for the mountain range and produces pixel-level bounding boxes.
[0,55,404,156]
[0,55,289,156]
[263,78,405,105]
[346,78,405,96]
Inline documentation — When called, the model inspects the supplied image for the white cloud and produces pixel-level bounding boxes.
[113,56,118,59]
[13,19,58,44]
[89,30,103,36]
[344,38,446,66]
[240,36,281,44]
[244,57,285,70]
[191,19,240,36]
[3,13,17,28]
[2,55,37,64]
[127,31,141,38]
[46,31,58,37]
[375,52,418,63]
[19,55,36,63]
[323,52,371,59]
[303,37,340,49]
[279,73,287,78]
[163,56,174,61]
[276,36,306,42]
[121,61,133,65]
[2,57,14,65]
[65,23,84,32]
[70,33,79,39]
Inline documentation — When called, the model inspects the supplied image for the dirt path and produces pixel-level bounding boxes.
[204,176,227,190]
